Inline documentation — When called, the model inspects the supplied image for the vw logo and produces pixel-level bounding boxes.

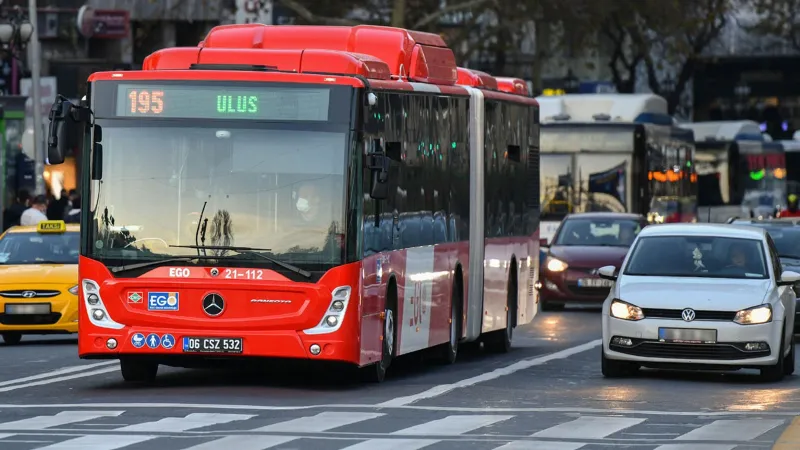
[21,291,36,298]
[202,293,225,317]
[681,308,696,322]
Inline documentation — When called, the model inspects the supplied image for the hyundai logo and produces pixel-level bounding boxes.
[21,291,36,298]
[681,308,696,322]
[202,293,225,317]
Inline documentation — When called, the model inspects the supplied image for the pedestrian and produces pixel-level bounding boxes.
[2,189,30,230]
[20,195,48,226]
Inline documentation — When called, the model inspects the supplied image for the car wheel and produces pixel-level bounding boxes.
[760,332,786,382]
[1,333,21,345]
[601,348,638,378]
[120,358,158,383]
[785,335,796,376]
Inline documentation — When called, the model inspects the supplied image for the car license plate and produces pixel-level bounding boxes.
[182,337,243,354]
[577,278,613,288]
[658,328,717,344]
[4,303,51,314]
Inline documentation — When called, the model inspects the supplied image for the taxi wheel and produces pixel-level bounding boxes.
[1,333,21,345]
[120,358,158,384]
[784,335,796,376]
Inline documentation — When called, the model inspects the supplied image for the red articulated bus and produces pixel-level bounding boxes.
[45,24,541,383]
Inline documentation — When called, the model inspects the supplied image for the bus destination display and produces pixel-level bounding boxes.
[115,84,330,121]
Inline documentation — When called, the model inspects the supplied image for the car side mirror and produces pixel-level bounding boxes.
[778,270,800,286]
[598,265,617,280]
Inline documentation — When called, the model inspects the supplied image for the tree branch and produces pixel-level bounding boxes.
[412,0,494,29]
[273,0,360,26]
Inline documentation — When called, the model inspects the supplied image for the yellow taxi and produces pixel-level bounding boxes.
[0,220,79,345]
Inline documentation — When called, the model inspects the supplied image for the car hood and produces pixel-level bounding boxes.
[548,245,630,268]
[618,277,771,311]
[0,264,76,285]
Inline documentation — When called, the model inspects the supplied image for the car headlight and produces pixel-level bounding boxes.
[734,304,772,325]
[610,299,644,321]
[68,285,79,295]
[546,256,568,272]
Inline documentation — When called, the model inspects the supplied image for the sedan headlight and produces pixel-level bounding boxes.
[68,285,79,295]
[734,304,772,325]
[546,256,568,272]
[610,299,644,321]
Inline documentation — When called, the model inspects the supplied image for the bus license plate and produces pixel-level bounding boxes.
[182,337,243,353]
[577,278,613,288]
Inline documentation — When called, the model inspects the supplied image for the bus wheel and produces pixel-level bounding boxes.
[120,358,158,383]
[440,278,462,364]
[363,289,397,383]
[1,332,21,345]
[485,270,516,353]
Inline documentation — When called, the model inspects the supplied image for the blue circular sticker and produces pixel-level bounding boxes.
[131,333,145,348]
[161,334,175,349]
[145,333,161,349]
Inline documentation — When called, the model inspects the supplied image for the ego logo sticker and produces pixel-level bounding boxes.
[147,292,179,311]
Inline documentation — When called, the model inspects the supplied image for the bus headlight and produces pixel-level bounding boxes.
[81,279,124,330]
[303,286,352,335]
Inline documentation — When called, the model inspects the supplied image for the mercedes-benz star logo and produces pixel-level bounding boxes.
[681,308,696,322]
[202,293,225,317]
[22,291,36,298]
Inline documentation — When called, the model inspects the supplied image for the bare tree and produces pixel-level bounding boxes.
[748,0,800,50]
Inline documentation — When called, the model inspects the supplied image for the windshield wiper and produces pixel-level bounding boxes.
[108,256,224,274]
[168,245,312,278]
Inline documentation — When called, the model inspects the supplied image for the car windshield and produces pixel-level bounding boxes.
[88,122,349,267]
[553,217,642,247]
[0,231,79,264]
[743,225,800,260]
[624,235,768,279]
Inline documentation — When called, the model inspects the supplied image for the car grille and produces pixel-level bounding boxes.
[0,313,61,325]
[641,308,736,321]
[565,283,611,297]
[0,290,60,298]
[610,338,770,360]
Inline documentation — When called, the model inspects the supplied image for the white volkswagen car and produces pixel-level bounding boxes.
[600,223,800,381]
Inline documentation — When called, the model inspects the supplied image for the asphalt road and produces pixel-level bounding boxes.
[0,306,797,449]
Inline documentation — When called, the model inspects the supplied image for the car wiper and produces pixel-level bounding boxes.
[168,244,311,278]
[108,256,220,274]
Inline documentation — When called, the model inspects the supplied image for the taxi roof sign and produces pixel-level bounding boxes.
[37,220,66,233]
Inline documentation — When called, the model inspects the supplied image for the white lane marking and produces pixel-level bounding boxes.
[0,433,14,439]
[29,434,156,450]
[338,438,439,450]
[114,413,254,432]
[654,445,737,450]
[181,435,300,450]
[0,411,124,430]
[531,416,645,439]
[255,412,384,432]
[391,414,513,436]
[495,442,587,450]
[674,419,785,441]
[377,339,602,407]
[0,361,118,388]
[0,367,119,393]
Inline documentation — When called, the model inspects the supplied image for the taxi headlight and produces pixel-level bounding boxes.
[610,299,644,321]
[68,285,79,295]
[546,256,568,272]
[734,304,772,325]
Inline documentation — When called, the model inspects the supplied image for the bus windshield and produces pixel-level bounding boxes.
[87,121,350,268]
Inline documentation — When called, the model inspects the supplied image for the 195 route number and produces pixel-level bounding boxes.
[223,269,263,280]
[182,337,243,354]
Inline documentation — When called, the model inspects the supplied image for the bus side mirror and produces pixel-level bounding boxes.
[367,138,390,200]
[47,96,85,165]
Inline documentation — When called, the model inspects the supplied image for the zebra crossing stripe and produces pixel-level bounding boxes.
[494,441,587,450]
[26,434,156,450]
[531,416,646,439]
[674,419,785,441]
[113,413,255,432]
[390,414,514,435]
[653,445,737,450]
[254,411,384,432]
[180,435,299,450]
[337,438,440,450]
[0,411,124,430]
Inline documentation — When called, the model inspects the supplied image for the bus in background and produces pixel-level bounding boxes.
[535,93,697,243]
[45,24,540,384]
[779,138,800,198]
[679,120,787,222]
